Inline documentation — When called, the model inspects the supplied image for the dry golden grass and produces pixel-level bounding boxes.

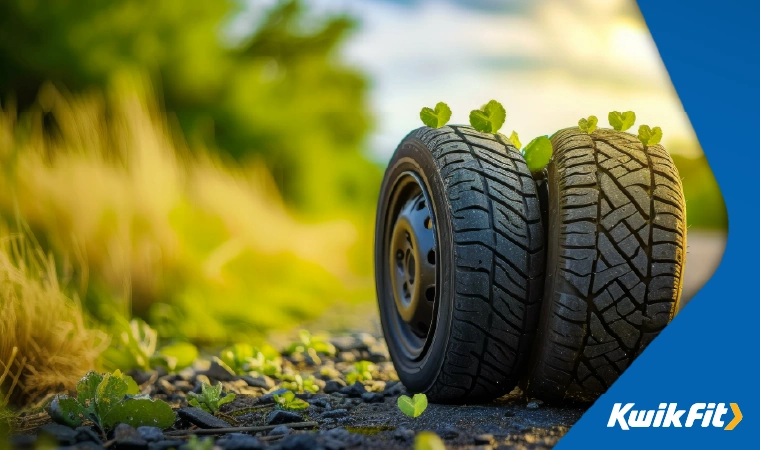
[0,224,109,406]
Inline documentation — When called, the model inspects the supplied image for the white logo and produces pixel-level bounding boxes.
[607,403,742,430]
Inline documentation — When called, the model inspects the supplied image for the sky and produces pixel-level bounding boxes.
[238,0,700,161]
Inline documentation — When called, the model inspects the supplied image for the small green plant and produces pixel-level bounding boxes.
[102,318,198,373]
[49,370,175,436]
[508,130,522,149]
[154,342,199,372]
[346,361,374,384]
[578,115,598,134]
[522,135,554,172]
[638,125,663,146]
[420,102,452,128]
[273,391,309,411]
[414,431,446,450]
[186,435,214,450]
[284,330,336,365]
[397,393,428,418]
[217,343,282,377]
[319,366,341,379]
[608,111,636,131]
[281,374,319,394]
[469,100,506,134]
[187,382,236,414]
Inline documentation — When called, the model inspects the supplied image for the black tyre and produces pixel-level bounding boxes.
[525,128,686,402]
[375,125,545,403]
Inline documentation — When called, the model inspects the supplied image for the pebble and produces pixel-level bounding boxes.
[474,433,495,445]
[310,397,331,409]
[322,427,363,449]
[8,434,36,448]
[320,408,348,419]
[75,427,102,444]
[198,360,238,382]
[330,336,365,352]
[62,442,105,450]
[217,433,264,450]
[339,381,366,397]
[136,427,164,443]
[437,426,460,439]
[323,380,346,394]
[393,427,415,442]
[268,425,292,436]
[112,424,148,450]
[178,407,232,428]
[267,410,304,425]
[240,375,274,390]
[527,401,540,409]
[258,388,289,404]
[38,423,78,446]
[382,381,405,396]
[360,392,384,403]
[279,433,319,450]
[149,440,186,450]
[337,351,357,363]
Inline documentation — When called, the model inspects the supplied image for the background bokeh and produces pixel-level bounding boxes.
[0,0,726,389]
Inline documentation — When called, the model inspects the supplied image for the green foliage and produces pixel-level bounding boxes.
[49,371,175,433]
[397,394,428,418]
[0,401,14,437]
[508,131,522,150]
[522,136,554,172]
[273,391,309,411]
[281,374,319,394]
[187,382,236,414]
[638,125,663,146]
[469,100,506,134]
[101,318,197,372]
[420,102,452,128]
[285,330,336,361]
[578,116,598,134]
[218,344,282,377]
[414,431,446,450]
[346,361,374,384]
[670,149,727,230]
[608,111,636,131]
[186,435,215,450]
[155,342,199,372]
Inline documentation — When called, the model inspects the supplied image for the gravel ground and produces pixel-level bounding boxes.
[9,333,586,450]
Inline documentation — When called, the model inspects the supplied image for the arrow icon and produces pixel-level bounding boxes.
[725,403,742,430]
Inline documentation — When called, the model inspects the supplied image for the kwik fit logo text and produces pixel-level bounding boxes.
[607,403,742,430]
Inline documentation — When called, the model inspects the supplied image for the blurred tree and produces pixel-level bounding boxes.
[0,0,380,215]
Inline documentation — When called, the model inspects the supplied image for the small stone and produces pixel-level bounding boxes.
[178,407,231,428]
[75,427,102,444]
[136,427,164,443]
[112,424,148,450]
[474,434,495,445]
[337,352,357,363]
[437,426,460,439]
[9,434,36,448]
[217,433,264,450]
[267,410,304,425]
[268,425,292,436]
[360,392,384,403]
[240,375,274,390]
[330,336,365,352]
[504,411,515,417]
[38,424,78,446]
[323,380,346,394]
[526,401,540,409]
[198,360,238,382]
[382,382,405,397]
[258,388,289,404]
[149,440,186,450]
[62,442,106,449]
[280,433,318,450]
[310,397,331,409]
[393,427,414,442]
[322,427,363,449]
[339,381,366,397]
[320,408,348,419]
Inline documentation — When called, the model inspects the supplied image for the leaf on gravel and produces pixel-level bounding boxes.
[273,391,309,411]
[608,111,636,131]
[522,135,553,172]
[469,100,506,134]
[49,395,87,427]
[638,125,663,146]
[414,431,446,450]
[101,397,176,430]
[508,130,522,149]
[578,115,598,134]
[420,102,452,128]
[397,393,428,418]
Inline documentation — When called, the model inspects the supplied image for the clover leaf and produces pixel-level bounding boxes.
[420,102,452,128]
[638,125,663,146]
[49,371,175,435]
[508,130,522,149]
[187,382,236,414]
[469,100,506,134]
[397,393,428,418]
[608,111,636,131]
[578,115,598,134]
[522,135,553,172]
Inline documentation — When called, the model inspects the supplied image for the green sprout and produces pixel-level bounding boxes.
[522,135,554,172]
[469,100,506,134]
[218,343,282,377]
[397,393,428,418]
[578,115,598,134]
[638,125,663,146]
[187,382,236,414]
[508,130,522,149]
[280,374,319,394]
[608,111,636,131]
[420,102,452,128]
[273,391,309,411]
[49,371,175,436]
[346,361,374,384]
[284,330,336,365]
